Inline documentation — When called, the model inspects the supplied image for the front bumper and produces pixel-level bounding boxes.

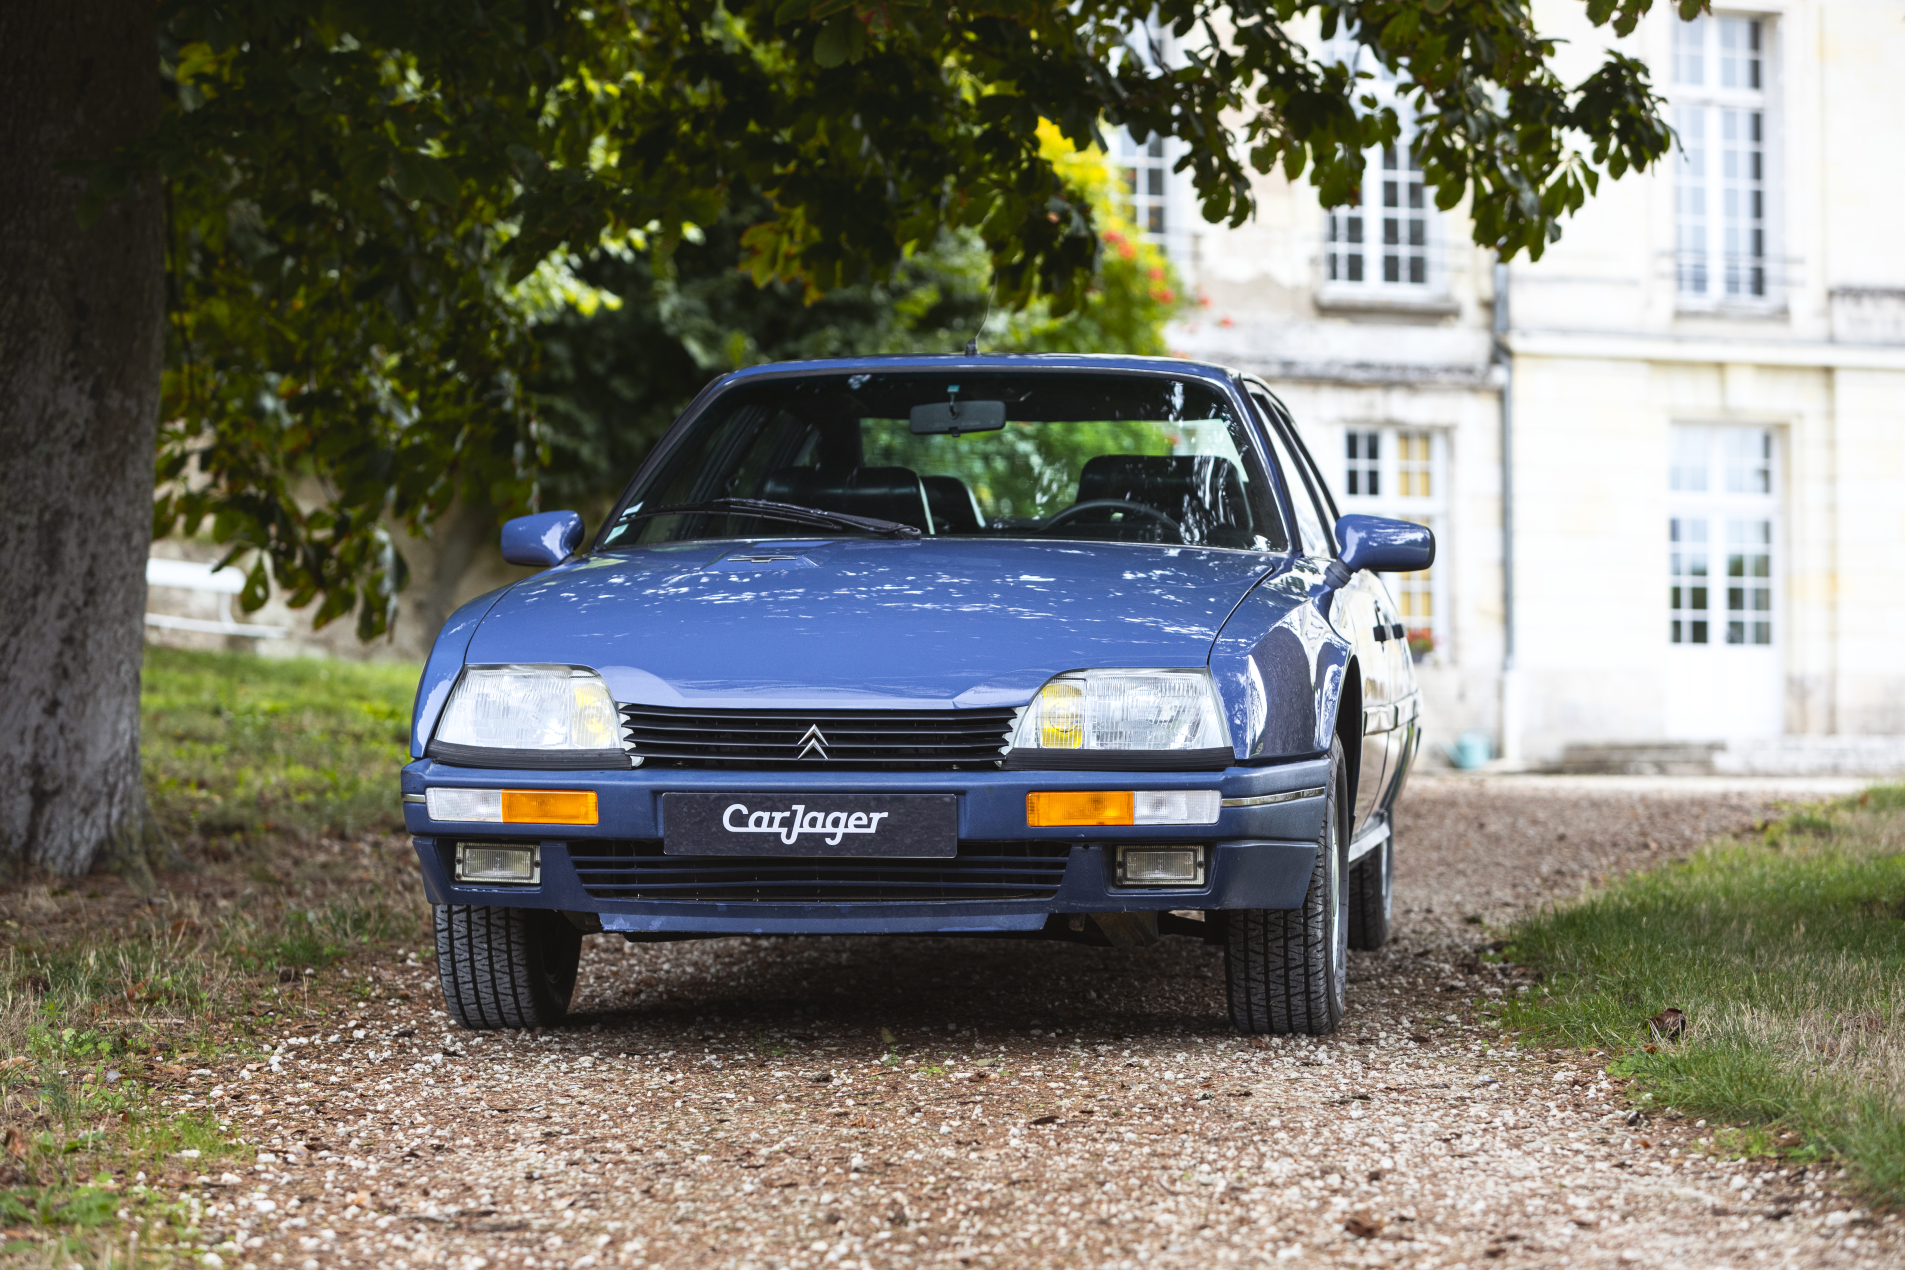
[402,757,1329,936]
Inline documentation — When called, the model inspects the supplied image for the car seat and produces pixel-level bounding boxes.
[1073,455,1253,546]
[922,476,985,534]
[761,466,937,534]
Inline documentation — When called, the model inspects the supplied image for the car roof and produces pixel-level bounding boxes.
[717,352,1244,389]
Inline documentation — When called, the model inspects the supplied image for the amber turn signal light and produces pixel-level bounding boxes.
[1025,790,1134,827]
[500,789,599,825]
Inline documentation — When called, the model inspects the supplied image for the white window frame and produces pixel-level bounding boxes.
[1337,424,1449,662]
[1109,125,1195,273]
[1667,424,1780,649]
[1670,12,1779,312]
[1109,20,1198,277]
[1313,34,1449,308]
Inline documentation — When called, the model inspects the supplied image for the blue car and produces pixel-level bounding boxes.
[404,355,1431,1035]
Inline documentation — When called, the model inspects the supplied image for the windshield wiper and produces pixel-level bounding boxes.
[619,498,922,539]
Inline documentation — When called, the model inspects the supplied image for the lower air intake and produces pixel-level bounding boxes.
[569,841,1073,903]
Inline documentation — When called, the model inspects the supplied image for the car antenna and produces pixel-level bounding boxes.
[964,274,996,356]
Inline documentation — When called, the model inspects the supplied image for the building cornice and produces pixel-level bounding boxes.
[1505,331,1905,372]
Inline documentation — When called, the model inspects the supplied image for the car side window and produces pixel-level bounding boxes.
[1251,393,1331,556]
[1280,411,1343,527]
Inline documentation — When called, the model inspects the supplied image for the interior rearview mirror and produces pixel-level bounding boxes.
[909,400,1007,436]
[501,510,585,568]
[1335,514,1435,573]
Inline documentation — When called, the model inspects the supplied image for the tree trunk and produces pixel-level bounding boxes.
[0,0,163,875]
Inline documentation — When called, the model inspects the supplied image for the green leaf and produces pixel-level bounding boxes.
[813,18,853,68]
[391,152,458,206]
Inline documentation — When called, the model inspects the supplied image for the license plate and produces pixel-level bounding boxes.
[661,793,957,857]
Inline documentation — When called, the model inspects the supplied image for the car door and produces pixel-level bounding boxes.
[1248,389,1392,836]
[1280,411,1407,830]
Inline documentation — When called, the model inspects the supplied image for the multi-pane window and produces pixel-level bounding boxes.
[1395,431,1433,496]
[1673,15,1770,300]
[1340,426,1446,658]
[1725,519,1773,644]
[1345,430,1381,494]
[1668,425,1776,646]
[1326,140,1431,289]
[1115,129,1170,237]
[1318,33,1437,295]
[1668,517,1711,644]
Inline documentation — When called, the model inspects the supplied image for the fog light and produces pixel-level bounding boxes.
[454,843,541,885]
[1116,845,1207,887]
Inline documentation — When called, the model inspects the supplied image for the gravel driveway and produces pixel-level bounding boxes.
[168,775,1901,1269]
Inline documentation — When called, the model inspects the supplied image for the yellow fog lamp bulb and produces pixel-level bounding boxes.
[1038,681,1085,749]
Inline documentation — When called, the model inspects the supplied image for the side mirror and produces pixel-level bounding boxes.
[1335,514,1435,573]
[501,511,585,568]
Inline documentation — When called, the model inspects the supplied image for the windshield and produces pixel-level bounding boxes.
[600,371,1288,552]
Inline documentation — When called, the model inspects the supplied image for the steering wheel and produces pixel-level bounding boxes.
[1040,499,1184,539]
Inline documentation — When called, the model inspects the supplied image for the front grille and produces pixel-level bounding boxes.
[619,704,1018,770]
[569,840,1073,903]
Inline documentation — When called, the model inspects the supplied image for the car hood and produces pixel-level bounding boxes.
[463,538,1285,709]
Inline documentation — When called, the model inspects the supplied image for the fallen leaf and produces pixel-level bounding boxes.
[1343,1211,1384,1238]
[4,1127,26,1160]
[0,1056,32,1075]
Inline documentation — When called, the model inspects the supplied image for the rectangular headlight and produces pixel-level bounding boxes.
[1011,669,1230,754]
[455,843,541,885]
[433,664,627,755]
[1026,790,1219,827]
[1116,846,1207,887]
[425,788,598,825]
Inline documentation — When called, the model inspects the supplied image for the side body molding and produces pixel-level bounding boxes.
[410,585,517,758]
[1209,558,1354,762]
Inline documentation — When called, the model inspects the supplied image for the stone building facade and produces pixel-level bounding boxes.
[1157,0,1905,769]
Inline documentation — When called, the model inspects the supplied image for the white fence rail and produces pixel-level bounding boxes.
[145,558,288,639]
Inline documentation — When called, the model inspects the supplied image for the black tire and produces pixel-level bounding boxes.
[1223,737,1349,1035]
[435,905,582,1030]
[1347,833,1394,950]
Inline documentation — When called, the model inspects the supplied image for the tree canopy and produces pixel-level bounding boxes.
[131,0,1690,638]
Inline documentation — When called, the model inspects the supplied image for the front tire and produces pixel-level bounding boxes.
[1223,737,1349,1035]
[435,905,582,1030]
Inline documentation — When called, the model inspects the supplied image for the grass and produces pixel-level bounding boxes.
[1501,783,1905,1204]
[1,647,432,1265]
[141,645,418,853]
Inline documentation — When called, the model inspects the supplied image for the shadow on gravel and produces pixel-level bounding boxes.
[566,932,1249,1041]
